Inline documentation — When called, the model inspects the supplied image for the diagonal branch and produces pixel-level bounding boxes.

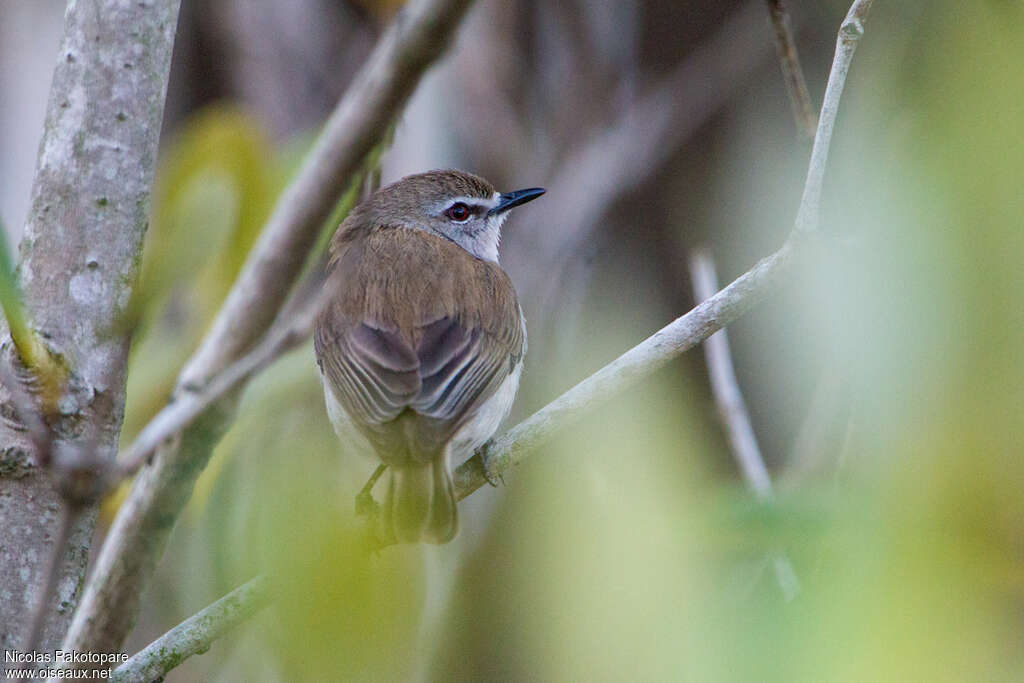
[455,0,875,500]
[795,0,874,234]
[61,0,481,666]
[109,576,273,683]
[455,236,801,498]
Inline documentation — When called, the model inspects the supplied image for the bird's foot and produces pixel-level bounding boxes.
[355,464,387,518]
[482,456,505,488]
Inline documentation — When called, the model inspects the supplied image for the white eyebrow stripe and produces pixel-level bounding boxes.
[431,195,499,215]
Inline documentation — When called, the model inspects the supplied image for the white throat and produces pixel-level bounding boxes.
[458,211,507,262]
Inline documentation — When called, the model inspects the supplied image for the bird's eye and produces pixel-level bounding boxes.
[446,202,471,222]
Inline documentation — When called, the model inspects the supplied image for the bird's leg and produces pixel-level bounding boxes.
[355,464,387,518]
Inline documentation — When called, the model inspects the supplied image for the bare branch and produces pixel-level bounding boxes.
[179,0,476,388]
[765,0,817,139]
[455,0,877,500]
[455,237,802,499]
[689,249,800,601]
[794,0,875,234]
[689,250,773,500]
[109,577,273,683]
[64,0,481,660]
[116,283,331,478]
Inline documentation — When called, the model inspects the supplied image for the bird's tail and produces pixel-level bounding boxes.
[385,454,458,544]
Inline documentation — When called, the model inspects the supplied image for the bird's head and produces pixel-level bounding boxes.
[348,169,545,262]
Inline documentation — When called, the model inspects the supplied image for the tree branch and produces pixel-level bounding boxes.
[765,0,817,139]
[0,0,180,654]
[689,250,774,500]
[455,236,801,498]
[794,0,874,234]
[689,249,800,601]
[109,577,273,683]
[454,0,876,500]
[62,0,481,663]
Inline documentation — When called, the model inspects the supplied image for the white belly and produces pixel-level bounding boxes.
[449,360,522,458]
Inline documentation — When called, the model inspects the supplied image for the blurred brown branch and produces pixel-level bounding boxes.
[62,0,481,665]
[527,0,787,329]
[765,0,817,139]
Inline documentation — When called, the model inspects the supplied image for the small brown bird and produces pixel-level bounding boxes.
[314,170,544,543]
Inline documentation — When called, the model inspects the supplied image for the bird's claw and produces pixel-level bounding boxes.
[482,459,505,488]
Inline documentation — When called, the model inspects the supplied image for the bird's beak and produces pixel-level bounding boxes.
[488,187,546,215]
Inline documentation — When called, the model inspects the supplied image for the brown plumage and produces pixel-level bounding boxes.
[314,170,540,543]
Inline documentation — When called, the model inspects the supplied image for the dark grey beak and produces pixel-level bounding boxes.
[488,187,546,216]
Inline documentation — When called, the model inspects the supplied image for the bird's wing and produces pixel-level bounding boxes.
[314,228,524,460]
[315,315,521,460]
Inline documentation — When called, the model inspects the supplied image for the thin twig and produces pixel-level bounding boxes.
[109,576,273,683]
[179,0,477,386]
[454,0,876,500]
[794,0,875,234]
[689,250,773,500]
[116,283,332,478]
[765,0,817,139]
[455,236,802,499]
[689,249,800,601]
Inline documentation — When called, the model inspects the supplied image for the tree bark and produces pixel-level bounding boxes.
[0,0,180,658]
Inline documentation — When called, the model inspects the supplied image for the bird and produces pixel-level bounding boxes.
[314,169,544,544]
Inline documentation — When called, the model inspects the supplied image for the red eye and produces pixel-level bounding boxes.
[446,202,470,222]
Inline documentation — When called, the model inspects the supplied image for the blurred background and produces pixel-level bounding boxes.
[2,0,1023,681]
